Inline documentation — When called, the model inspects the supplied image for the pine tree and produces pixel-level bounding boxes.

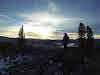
[19,25,25,39]
[78,23,86,38]
[86,26,94,48]
[17,25,25,49]
[78,23,86,48]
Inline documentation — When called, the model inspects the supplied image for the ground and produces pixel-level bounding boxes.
[0,47,100,75]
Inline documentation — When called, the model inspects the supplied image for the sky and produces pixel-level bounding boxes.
[0,0,100,39]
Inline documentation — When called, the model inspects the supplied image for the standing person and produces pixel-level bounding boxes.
[63,33,69,48]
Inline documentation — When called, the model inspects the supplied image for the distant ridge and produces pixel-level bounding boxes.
[0,36,100,48]
[0,36,10,41]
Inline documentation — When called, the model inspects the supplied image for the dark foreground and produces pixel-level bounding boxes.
[0,47,100,75]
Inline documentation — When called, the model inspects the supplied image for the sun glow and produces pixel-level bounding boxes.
[23,24,54,39]
[7,12,79,39]
[22,13,60,39]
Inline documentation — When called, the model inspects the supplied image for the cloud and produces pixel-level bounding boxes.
[19,12,84,25]
[0,14,18,34]
[48,2,59,13]
[94,35,100,39]
[2,11,84,39]
[19,12,84,28]
[0,14,16,22]
[0,32,18,38]
[7,25,21,33]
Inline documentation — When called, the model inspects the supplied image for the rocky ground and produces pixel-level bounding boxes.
[0,47,100,75]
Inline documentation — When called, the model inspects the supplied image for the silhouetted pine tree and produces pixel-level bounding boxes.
[86,26,94,48]
[78,23,86,48]
[17,25,25,49]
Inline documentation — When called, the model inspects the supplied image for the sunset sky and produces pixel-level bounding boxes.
[0,0,100,39]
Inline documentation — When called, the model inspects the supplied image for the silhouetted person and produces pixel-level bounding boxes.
[63,33,69,48]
